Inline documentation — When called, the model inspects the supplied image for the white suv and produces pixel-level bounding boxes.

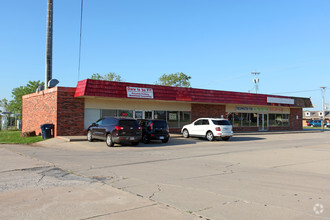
[181,118,233,141]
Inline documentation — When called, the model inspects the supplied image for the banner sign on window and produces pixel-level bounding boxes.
[126,87,154,99]
[169,113,177,120]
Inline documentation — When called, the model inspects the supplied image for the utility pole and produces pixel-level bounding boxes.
[45,0,53,88]
[321,87,326,129]
[251,71,260,94]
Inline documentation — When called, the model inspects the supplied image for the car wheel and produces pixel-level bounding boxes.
[183,129,189,138]
[311,125,314,127]
[87,130,93,142]
[131,141,139,146]
[142,135,150,144]
[206,131,214,141]
[221,137,230,141]
[161,137,169,143]
[106,134,114,147]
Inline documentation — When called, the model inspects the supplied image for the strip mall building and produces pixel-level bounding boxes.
[22,79,313,137]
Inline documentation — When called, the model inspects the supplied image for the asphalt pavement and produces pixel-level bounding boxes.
[1,131,330,219]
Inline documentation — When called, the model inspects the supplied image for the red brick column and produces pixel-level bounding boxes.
[289,108,303,130]
[56,88,84,136]
[191,104,226,122]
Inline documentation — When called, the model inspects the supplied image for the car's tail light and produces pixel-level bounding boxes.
[150,123,153,130]
[215,127,221,131]
[138,126,142,130]
[115,126,124,130]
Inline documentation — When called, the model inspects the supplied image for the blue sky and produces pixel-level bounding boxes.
[1,0,329,110]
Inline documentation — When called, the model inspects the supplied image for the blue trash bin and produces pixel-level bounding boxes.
[40,124,54,139]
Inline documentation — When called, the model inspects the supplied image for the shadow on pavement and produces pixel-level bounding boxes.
[81,135,265,148]
[127,136,265,148]
[123,138,203,148]
[229,136,266,142]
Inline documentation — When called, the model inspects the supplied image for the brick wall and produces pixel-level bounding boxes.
[22,87,85,137]
[57,88,85,136]
[289,108,303,130]
[22,88,58,136]
[191,104,226,122]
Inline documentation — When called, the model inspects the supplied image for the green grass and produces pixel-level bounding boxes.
[0,130,44,144]
[303,126,329,130]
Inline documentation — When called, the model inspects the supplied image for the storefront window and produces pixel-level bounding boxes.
[167,111,179,128]
[180,111,191,127]
[154,111,166,120]
[250,113,258,127]
[241,113,249,127]
[233,113,240,127]
[101,109,117,117]
[269,114,276,127]
[275,114,283,126]
[282,114,289,126]
[96,109,191,128]
[226,112,258,127]
[269,114,290,126]
[118,110,133,118]
[134,111,143,119]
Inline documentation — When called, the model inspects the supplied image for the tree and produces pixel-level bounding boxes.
[90,72,122,81]
[9,80,44,114]
[156,72,191,87]
[0,98,9,112]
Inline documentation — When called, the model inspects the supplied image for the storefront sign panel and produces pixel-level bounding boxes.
[267,97,294,105]
[234,106,289,113]
[127,87,154,99]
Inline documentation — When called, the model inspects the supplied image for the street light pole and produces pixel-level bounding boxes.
[321,87,326,129]
[45,0,53,88]
[251,71,260,94]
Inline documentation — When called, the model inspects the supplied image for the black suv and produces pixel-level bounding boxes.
[87,117,142,147]
[138,119,170,144]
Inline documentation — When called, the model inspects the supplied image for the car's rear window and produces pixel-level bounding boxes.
[212,120,231,125]
[152,120,167,128]
[119,120,139,127]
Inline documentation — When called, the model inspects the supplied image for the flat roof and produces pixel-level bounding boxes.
[74,79,313,108]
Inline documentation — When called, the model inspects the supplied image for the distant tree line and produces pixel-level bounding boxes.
[1,72,191,115]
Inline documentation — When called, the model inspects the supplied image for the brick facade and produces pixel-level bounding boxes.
[22,87,84,137]
[191,104,226,122]
[288,108,303,130]
[56,88,85,136]
[22,84,306,137]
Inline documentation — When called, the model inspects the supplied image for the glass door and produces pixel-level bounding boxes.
[258,114,268,131]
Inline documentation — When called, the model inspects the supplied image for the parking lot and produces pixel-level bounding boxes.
[1,131,330,219]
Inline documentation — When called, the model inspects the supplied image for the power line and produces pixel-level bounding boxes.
[78,0,84,81]
[270,89,320,95]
